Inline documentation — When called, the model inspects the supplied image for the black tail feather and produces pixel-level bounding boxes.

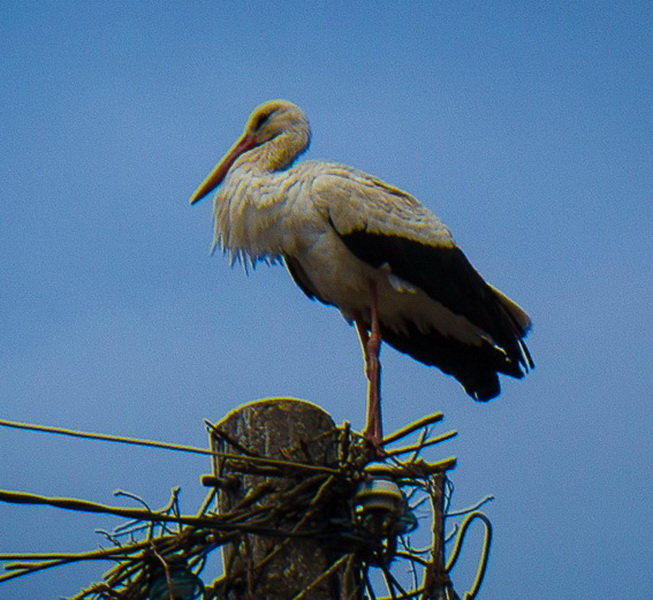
[380,321,528,401]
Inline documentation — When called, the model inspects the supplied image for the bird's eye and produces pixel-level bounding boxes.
[253,111,273,131]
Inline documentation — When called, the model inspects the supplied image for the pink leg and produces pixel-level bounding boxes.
[355,282,383,449]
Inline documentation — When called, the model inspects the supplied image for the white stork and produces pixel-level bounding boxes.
[189,99,533,446]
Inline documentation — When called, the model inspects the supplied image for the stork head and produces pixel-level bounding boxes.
[189,100,311,205]
[244,100,311,148]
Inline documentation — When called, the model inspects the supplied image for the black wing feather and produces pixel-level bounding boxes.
[380,321,514,401]
[333,228,533,383]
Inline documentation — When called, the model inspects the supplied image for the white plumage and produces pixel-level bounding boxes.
[190,99,533,444]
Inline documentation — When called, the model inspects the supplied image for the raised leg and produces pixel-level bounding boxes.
[355,282,383,449]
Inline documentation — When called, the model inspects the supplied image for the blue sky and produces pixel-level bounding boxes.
[1,2,651,598]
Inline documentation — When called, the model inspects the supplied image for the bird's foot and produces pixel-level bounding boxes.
[363,416,386,458]
[364,435,386,458]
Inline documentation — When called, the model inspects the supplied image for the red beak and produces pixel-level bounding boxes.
[189,134,257,205]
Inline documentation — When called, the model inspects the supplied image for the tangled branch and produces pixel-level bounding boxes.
[0,416,492,599]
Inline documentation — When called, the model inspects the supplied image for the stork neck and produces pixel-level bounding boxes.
[239,129,310,173]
